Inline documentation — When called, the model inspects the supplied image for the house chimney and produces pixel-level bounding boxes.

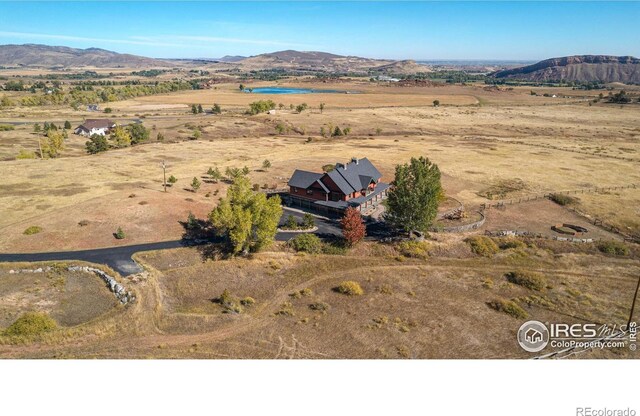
[351,157,359,164]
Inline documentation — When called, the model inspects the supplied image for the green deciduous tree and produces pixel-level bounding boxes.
[128,123,150,144]
[384,156,442,233]
[85,134,109,154]
[40,130,65,158]
[262,159,271,170]
[212,103,222,114]
[209,176,283,254]
[110,125,131,148]
[248,100,276,115]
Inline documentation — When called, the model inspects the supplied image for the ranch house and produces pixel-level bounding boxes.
[287,157,389,217]
[74,119,116,136]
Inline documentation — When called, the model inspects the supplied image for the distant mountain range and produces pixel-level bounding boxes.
[492,55,640,84]
[0,44,427,74]
[2,45,639,83]
[0,44,172,68]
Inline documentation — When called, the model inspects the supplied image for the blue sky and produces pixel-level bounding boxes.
[0,1,638,60]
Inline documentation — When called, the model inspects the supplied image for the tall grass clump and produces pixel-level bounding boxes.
[3,312,57,337]
[465,235,499,257]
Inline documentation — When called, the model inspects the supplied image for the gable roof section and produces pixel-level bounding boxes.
[314,179,330,193]
[328,158,382,194]
[288,169,324,189]
[78,119,115,130]
[326,169,355,195]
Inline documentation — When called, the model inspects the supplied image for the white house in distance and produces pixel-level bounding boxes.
[74,119,116,136]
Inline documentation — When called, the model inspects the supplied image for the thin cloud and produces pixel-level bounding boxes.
[0,31,186,48]
[0,31,315,50]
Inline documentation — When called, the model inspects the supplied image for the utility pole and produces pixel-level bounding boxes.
[162,160,167,192]
[627,274,640,331]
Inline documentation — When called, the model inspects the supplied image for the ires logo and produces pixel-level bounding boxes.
[549,323,598,338]
[518,321,633,353]
[517,321,549,352]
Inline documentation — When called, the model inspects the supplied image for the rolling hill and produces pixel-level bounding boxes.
[492,55,640,84]
[237,50,429,74]
[0,44,172,68]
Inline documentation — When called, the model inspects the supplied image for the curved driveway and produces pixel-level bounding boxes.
[0,209,344,276]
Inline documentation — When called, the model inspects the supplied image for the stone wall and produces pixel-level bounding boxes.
[9,265,135,304]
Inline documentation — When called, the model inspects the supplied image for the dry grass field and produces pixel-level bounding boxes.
[1,81,639,250]
[0,239,637,358]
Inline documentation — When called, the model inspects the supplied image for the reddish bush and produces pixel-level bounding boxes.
[341,207,365,246]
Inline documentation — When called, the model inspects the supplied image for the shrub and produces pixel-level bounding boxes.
[23,226,42,235]
[488,299,528,319]
[397,241,431,259]
[0,124,15,131]
[275,301,295,316]
[334,281,364,296]
[302,213,315,229]
[288,233,323,254]
[215,289,244,313]
[321,239,348,255]
[3,312,57,337]
[465,235,499,257]
[309,302,329,311]
[115,227,126,239]
[506,271,547,291]
[549,193,576,206]
[597,240,629,256]
[16,150,36,159]
[290,288,313,299]
[497,238,526,250]
[168,175,177,185]
[104,107,113,113]
[284,214,299,230]
[240,297,256,306]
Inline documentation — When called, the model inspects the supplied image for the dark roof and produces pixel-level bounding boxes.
[326,158,382,195]
[288,169,324,189]
[313,182,389,209]
[77,119,115,130]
